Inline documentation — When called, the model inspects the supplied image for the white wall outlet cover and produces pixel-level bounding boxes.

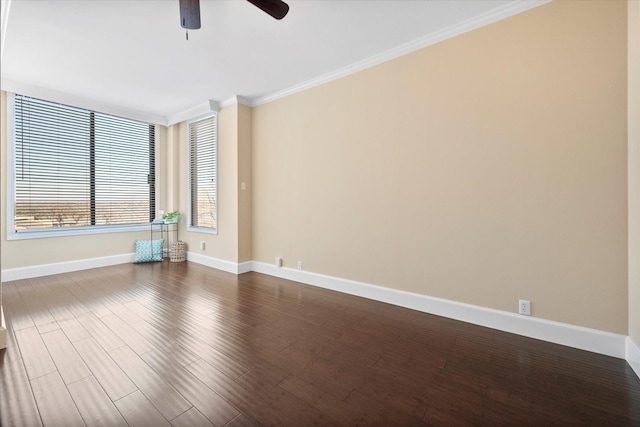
[519,299,531,316]
[275,257,282,267]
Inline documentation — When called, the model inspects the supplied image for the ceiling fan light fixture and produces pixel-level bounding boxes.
[179,0,201,30]
[247,0,289,20]
[177,0,289,37]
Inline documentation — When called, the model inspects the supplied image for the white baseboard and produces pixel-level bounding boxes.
[0,253,632,366]
[250,261,627,359]
[2,253,250,281]
[186,252,252,274]
[1,253,135,282]
[237,261,253,274]
[627,337,640,378]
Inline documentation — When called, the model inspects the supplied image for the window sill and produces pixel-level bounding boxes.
[187,226,218,235]
[7,224,150,241]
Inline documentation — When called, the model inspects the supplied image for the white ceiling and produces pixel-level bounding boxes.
[0,0,546,125]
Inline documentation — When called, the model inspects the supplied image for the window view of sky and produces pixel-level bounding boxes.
[14,95,154,230]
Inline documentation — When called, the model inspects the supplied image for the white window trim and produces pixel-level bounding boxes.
[6,92,158,240]
[186,111,218,235]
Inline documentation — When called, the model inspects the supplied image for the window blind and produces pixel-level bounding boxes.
[189,114,217,230]
[13,94,156,232]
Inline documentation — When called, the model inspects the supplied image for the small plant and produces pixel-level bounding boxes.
[162,211,180,223]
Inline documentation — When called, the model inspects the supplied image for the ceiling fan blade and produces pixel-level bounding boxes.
[246,0,289,20]
[179,0,201,30]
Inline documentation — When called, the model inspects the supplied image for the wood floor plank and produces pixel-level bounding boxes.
[102,300,145,325]
[15,279,60,334]
[109,345,192,421]
[278,373,363,424]
[114,390,172,427]
[170,407,214,427]
[1,298,32,366]
[41,329,92,385]
[288,353,368,401]
[183,359,259,412]
[18,279,55,326]
[0,357,43,427]
[67,375,129,427]
[355,370,429,419]
[183,331,250,379]
[343,388,426,426]
[186,358,339,427]
[29,276,76,322]
[57,317,91,342]
[100,314,156,355]
[76,313,126,352]
[62,277,113,318]
[2,283,36,331]
[53,277,92,317]
[44,301,76,323]
[130,320,200,366]
[141,348,240,426]
[30,371,85,427]
[72,337,138,401]
[14,326,57,380]
[224,413,261,427]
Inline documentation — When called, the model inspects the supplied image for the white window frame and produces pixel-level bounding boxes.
[187,112,218,235]
[5,93,158,240]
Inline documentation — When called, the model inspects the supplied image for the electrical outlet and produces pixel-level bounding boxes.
[519,300,531,316]
[275,257,282,267]
[200,241,205,250]
[297,261,302,270]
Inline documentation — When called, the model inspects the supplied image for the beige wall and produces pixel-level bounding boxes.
[629,0,640,346]
[238,103,253,263]
[177,105,240,262]
[252,0,628,333]
[162,124,179,214]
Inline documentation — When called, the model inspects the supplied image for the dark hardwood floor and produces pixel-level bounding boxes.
[1,261,639,426]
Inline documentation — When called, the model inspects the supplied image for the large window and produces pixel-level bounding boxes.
[188,114,217,232]
[11,94,156,235]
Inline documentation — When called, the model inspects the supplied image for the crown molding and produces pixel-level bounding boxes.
[0,79,221,127]
[166,99,220,126]
[0,78,167,125]
[1,1,551,120]
[219,95,252,109]
[250,0,551,107]
[0,80,223,127]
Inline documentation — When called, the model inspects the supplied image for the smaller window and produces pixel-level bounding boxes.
[188,114,217,232]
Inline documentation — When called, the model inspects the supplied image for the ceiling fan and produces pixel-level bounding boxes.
[179,0,289,33]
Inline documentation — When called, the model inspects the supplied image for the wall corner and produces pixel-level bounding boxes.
[237,103,253,263]
[0,307,5,349]
[628,0,640,353]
